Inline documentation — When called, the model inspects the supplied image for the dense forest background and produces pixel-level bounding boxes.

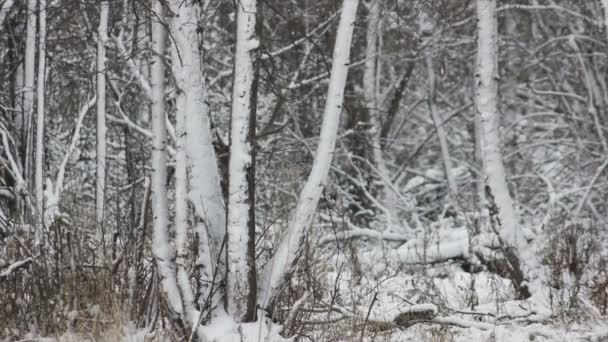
[1,0,607,341]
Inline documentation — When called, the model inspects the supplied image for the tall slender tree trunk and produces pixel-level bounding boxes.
[23,0,36,196]
[168,1,219,336]
[96,0,109,225]
[168,0,226,315]
[150,0,185,328]
[474,115,486,210]
[226,0,260,322]
[34,0,46,234]
[260,0,360,311]
[364,0,381,168]
[174,67,197,332]
[476,0,520,249]
[476,0,529,299]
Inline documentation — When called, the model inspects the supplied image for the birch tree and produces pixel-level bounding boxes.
[167,0,226,309]
[173,57,197,336]
[150,0,185,327]
[34,0,46,232]
[260,0,360,310]
[96,0,109,224]
[476,0,529,298]
[226,0,260,322]
[23,0,36,188]
[364,0,381,169]
[167,0,226,335]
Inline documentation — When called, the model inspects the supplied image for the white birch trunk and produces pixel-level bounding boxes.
[476,0,524,251]
[167,0,226,311]
[34,0,46,234]
[474,115,487,210]
[260,0,360,310]
[23,0,36,190]
[174,73,197,330]
[226,0,259,321]
[96,0,109,224]
[150,0,184,322]
[364,0,380,163]
[168,1,212,335]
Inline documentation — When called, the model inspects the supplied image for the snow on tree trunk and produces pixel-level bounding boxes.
[364,0,381,168]
[260,0,360,310]
[476,0,530,299]
[34,0,46,235]
[150,0,184,327]
[23,0,36,193]
[226,0,259,322]
[167,0,226,311]
[96,0,109,225]
[476,0,523,250]
[474,115,487,209]
[174,67,197,333]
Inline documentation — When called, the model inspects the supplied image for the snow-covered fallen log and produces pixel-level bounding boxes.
[395,224,503,266]
[396,227,470,264]
[321,227,410,244]
[318,214,411,245]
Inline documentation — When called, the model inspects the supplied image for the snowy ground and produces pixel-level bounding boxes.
[10,216,607,342]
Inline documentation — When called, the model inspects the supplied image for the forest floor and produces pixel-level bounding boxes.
[14,217,608,342]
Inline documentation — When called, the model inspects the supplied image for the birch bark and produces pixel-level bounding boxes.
[476,0,522,249]
[364,0,381,167]
[174,68,197,332]
[96,0,109,224]
[226,0,259,322]
[35,0,46,233]
[23,0,36,191]
[476,0,530,298]
[150,0,184,324]
[167,0,226,313]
